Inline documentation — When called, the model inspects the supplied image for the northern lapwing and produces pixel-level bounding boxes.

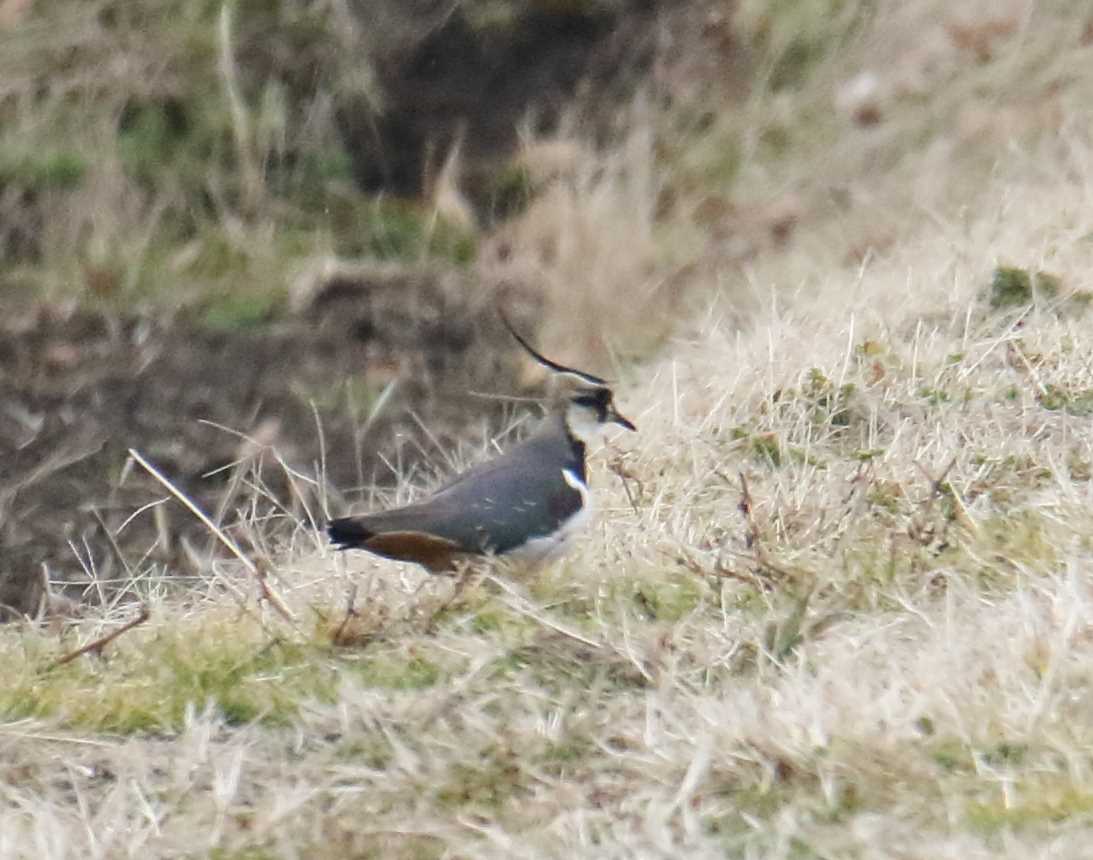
[327,313,635,572]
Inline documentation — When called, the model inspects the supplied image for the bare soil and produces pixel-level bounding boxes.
[0,273,540,618]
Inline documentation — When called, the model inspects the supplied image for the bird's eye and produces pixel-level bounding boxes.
[575,388,611,407]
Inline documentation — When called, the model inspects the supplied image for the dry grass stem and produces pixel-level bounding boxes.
[5,2,1093,856]
[45,604,150,670]
[127,447,296,622]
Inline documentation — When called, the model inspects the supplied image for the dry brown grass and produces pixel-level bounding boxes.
[479,112,693,377]
[6,1,1093,857]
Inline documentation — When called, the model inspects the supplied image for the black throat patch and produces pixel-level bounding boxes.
[563,428,588,485]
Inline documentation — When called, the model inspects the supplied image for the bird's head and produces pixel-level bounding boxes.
[562,384,636,443]
[499,306,636,442]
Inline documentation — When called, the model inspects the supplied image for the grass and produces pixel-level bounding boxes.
[0,614,333,732]
[7,0,1093,857]
[0,0,481,313]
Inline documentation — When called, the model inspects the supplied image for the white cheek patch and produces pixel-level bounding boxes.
[566,404,609,445]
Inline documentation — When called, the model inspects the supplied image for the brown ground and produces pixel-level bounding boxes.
[0,273,543,618]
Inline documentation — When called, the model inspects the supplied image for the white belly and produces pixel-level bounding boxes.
[503,469,593,566]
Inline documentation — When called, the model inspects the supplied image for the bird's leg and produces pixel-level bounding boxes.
[423,557,481,634]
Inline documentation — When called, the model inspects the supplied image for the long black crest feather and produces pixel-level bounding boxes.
[497,305,608,387]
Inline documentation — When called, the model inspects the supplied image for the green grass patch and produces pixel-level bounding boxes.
[0,617,338,733]
[985,266,1092,317]
[208,848,280,860]
[803,368,857,428]
[730,426,825,467]
[200,289,285,330]
[537,733,597,778]
[967,785,1093,834]
[703,749,864,841]
[973,510,1059,575]
[483,161,536,222]
[987,265,1062,310]
[334,735,397,771]
[731,427,785,466]
[0,150,87,190]
[494,633,650,694]
[917,386,951,406]
[1039,384,1093,417]
[435,743,528,810]
[739,0,873,91]
[610,572,705,622]
[349,651,444,690]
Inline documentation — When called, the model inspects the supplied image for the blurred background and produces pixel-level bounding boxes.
[0,0,748,615]
[1,0,1072,615]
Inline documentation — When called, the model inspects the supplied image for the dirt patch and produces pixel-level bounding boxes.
[334,0,669,208]
[0,273,543,618]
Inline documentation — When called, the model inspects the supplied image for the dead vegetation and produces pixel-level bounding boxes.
[0,0,717,617]
[0,272,541,619]
[5,0,1093,857]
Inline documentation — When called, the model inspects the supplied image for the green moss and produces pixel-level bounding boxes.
[417,584,540,638]
[988,265,1064,310]
[989,266,1033,308]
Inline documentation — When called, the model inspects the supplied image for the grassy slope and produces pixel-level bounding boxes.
[6,1,1093,857]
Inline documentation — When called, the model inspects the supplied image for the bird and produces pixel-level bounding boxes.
[327,313,635,572]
